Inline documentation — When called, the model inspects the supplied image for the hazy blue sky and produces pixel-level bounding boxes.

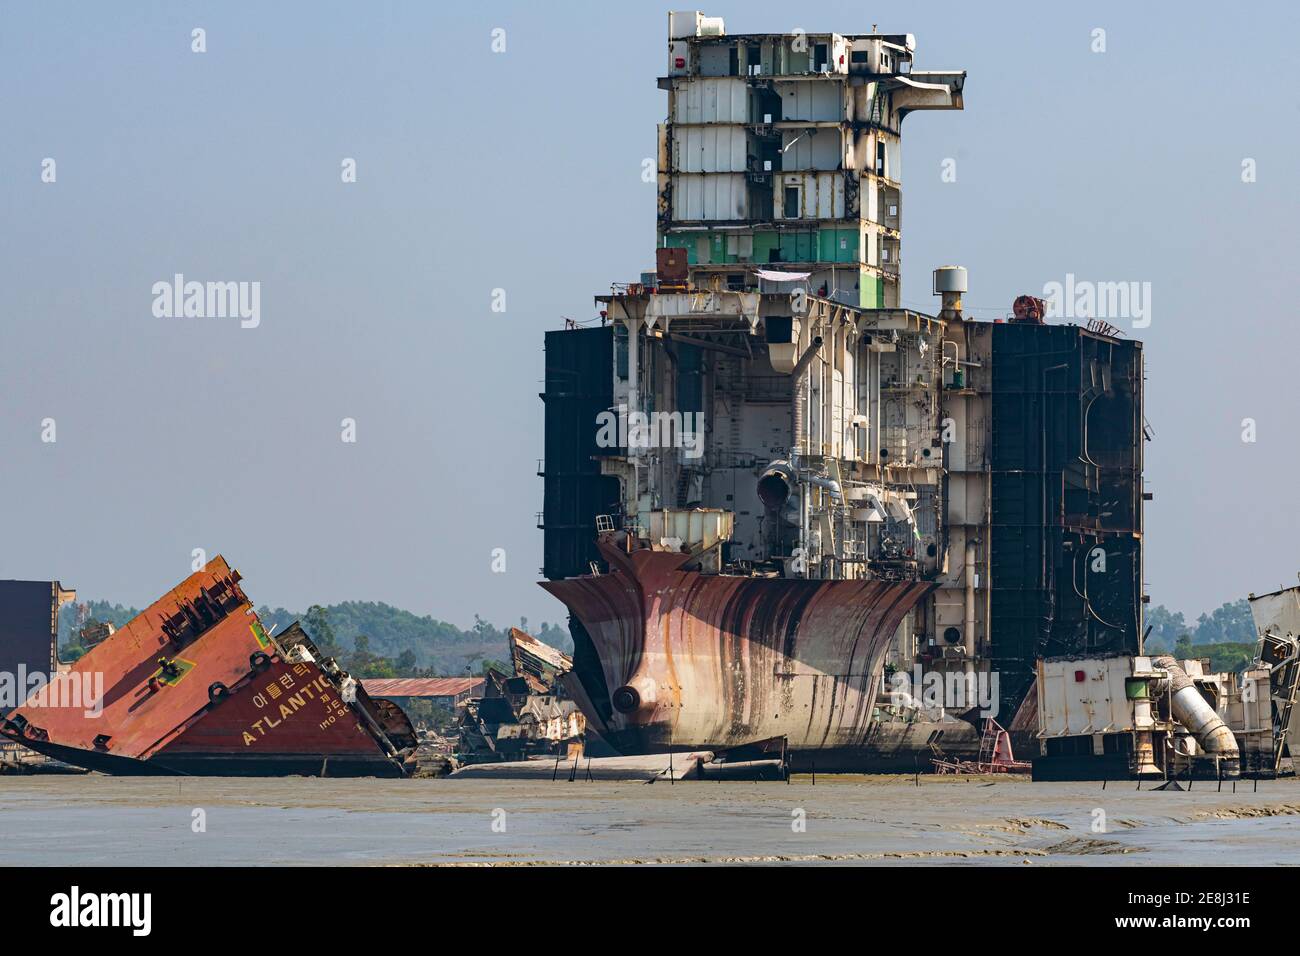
[2,1,1298,629]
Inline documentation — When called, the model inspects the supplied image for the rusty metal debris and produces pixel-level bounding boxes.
[0,557,415,777]
[455,628,586,764]
[931,718,1030,774]
[1010,294,1047,323]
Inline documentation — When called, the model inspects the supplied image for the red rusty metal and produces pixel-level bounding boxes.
[1011,294,1046,324]
[542,537,934,761]
[655,247,689,288]
[0,557,411,776]
[360,677,485,699]
[931,718,1030,774]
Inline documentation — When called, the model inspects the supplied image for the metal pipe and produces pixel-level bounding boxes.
[964,539,977,700]
[821,321,831,458]
[790,336,823,464]
[963,539,976,653]
[790,335,824,379]
[873,348,881,465]
[667,333,750,358]
[805,474,842,502]
[626,318,641,431]
[626,318,643,522]
[757,460,796,509]
[780,334,824,578]
[1154,656,1240,769]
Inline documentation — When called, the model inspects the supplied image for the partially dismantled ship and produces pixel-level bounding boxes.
[539,12,1145,770]
[0,557,416,776]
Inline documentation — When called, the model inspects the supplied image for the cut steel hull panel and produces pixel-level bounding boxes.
[8,735,402,778]
[0,557,408,777]
[541,540,935,757]
[151,657,403,776]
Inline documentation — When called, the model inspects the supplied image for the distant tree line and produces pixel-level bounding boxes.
[1145,600,1256,650]
[1145,599,1259,673]
[60,593,1259,676]
[58,599,571,677]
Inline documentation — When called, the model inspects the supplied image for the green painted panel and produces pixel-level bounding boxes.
[779,232,816,263]
[860,271,882,309]
[712,232,737,264]
[667,227,862,269]
[661,232,742,265]
[661,233,696,264]
[753,232,780,264]
[818,228,858,263]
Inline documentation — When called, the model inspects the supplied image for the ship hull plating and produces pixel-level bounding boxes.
[0,558,412,777]
[9,736,403,778]
[542,539,965,768]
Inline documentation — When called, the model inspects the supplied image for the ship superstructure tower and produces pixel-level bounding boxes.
[539,13,1144,766]
[658,10,964,307]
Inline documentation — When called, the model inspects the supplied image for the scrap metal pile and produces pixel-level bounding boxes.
[455,627,586,763]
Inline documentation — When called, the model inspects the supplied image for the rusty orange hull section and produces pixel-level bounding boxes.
[542,540,935,762]
[1,557,408,777]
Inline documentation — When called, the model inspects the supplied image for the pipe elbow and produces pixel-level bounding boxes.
[1155,656,1240,761]
[1200,724,1240,757]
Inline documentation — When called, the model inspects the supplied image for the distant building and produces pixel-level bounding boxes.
[78,620,116,647]
[360,677,484,709]
[0,580,76,712]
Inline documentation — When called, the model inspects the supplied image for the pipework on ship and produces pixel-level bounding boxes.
[3,11,1293,787]
[538,11,1145,772]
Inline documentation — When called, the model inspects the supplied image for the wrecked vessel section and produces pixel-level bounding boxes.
[538,12,1145,771]
[544,535,936,759]
[0,557,413,777]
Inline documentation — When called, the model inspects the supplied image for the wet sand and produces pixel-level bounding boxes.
[0,774,1296,866]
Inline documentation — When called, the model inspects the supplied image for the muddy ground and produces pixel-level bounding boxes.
[0,774,1294,866]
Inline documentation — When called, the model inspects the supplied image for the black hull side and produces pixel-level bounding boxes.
[5,735,405,777]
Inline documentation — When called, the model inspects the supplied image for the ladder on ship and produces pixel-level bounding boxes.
[1268,634,1300,775]
[977,718,998,770]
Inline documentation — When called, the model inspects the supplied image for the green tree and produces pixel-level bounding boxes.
[353,656,397,679]
[1193,600,1255,645]
[303,605,339,655]
[1145,604,1187,649]
[1202,642,1254,674]
[476,658,509,676]
[537,621,574,653]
